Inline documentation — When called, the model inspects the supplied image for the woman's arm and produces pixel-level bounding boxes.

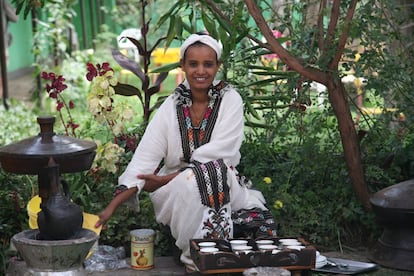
[95,186,138,228]
[138,171,180,192]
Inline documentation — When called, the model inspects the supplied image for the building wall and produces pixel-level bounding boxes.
[6,0,117,75]
[6,11,33,74]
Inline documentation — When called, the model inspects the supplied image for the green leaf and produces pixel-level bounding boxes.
[155,1,181,30]
[165,15,177,48]
[113,83,141,98]
[151,62,180,73]
[211,9,232,34]
[153,72,169,87]
[174,15,183,38]
[244,77,283,87]
[245,100,261,120]
[202,13,217,38]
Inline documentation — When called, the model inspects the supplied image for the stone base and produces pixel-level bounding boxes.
[11,229,98,274]
[7,259,86,276]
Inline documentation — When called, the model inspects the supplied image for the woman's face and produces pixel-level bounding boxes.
[181,44,220,93]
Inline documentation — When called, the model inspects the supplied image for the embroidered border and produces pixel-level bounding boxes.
[176,81,226,162]
[192,159,229,211]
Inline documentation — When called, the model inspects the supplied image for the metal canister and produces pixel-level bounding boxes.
[130,229,155,270]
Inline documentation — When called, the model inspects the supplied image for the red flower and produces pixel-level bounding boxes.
[86,62,113,81]
[124,135,137,152]
[67,121,80,130]
[40,70,80,137]
[99,62,113,76]
[41,71,67,97]
[56,101,64,111]
[86,62,98,81]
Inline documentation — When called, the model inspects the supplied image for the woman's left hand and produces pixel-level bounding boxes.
[138,171,179,192]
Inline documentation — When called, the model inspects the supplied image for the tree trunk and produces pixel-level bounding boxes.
[327,76,371,210]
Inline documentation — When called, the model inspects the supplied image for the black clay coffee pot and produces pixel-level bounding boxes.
[37,157,84,240]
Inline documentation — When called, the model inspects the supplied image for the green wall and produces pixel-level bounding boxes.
[6,0,117,74]
[7,12,34,73]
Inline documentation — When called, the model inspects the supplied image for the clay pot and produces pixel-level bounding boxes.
[370,179,414,271]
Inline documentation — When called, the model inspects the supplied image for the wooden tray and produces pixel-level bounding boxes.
[190,237,316,274]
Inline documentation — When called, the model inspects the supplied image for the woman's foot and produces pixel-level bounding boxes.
[185,265,201,275]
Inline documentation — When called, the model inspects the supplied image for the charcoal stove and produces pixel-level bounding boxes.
[0,116,98,275]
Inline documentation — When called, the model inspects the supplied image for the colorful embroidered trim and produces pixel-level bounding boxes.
[176,81,225,163]
[192,159,230,211]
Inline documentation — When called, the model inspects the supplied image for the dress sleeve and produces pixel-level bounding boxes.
[117,97,173,191]
[191,89,244,166]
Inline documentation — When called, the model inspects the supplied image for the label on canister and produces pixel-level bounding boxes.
[130,229,155,270]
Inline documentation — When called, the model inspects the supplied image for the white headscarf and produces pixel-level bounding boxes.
[180,34,223,60]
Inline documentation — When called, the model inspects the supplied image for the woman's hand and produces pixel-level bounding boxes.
[94,187,138,228]
[139,171,179,192]
[95,206,114,228]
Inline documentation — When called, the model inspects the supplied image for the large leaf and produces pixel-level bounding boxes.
[121,36,145,57]
[147,86,160,96]
[112,49,145,83]
[202,13,218,38]
[12,0,45,19]
[155,1,182,30]
[151,62,180,74]
[244,100,261,120]
[165,15,177,48]
[113,83,141,99]
[153,72,169,88]
[174,15,183,38]
[149,37,168,54]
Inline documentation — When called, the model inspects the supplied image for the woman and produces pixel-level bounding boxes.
[95,33,275,271]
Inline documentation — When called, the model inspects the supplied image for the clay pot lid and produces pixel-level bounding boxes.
[0,116,97,174]
[370,179,414,210]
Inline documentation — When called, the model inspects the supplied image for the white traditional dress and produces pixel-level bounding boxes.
[118,80,269,268]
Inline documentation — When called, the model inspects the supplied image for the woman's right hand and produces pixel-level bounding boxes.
[94,187,138,228]
[95,207,114,228]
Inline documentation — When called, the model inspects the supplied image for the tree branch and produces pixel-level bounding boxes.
[317,0,327,51]
[330,0,358,69]
[244,0,326,85]
[323,0,340,55]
